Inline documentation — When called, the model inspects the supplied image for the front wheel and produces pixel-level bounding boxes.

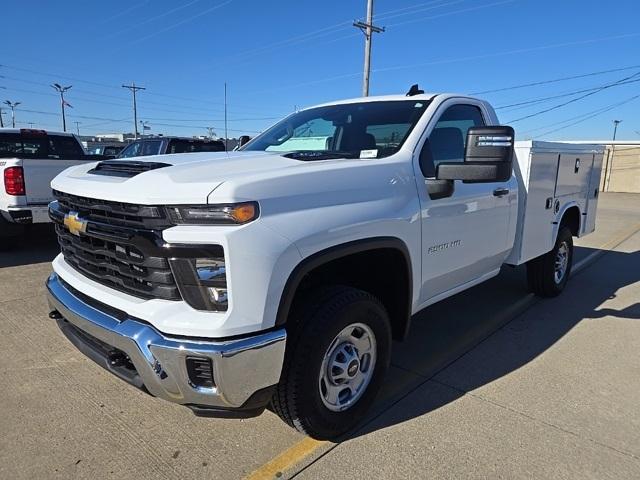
[527,226,574,297]
[271,286,391,440]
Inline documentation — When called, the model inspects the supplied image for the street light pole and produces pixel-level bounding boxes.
[74,121,81,136]
[51,83,72,132]
[224,82,228,151]
[605,120,623,192]
[353,0,385,97]
[122,82,146,139]
[4,100,21,128]
[612,119,622,141]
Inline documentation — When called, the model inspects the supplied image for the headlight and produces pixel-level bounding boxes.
[167,202,259,225]
[170,256,228,311]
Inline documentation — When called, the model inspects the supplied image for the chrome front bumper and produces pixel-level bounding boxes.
[46,273,286,416]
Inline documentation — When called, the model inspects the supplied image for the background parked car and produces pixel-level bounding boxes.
[117,136,225,158]
[0,128,100,247]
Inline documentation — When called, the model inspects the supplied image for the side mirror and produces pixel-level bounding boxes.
[238,135,251,147]
[436,126,514,183]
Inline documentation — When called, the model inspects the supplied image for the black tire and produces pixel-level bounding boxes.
[271,286,392,440]
[527,226,573,297]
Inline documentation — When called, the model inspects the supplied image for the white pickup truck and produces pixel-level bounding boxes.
[0,128,94,246]
[46,91,603,440]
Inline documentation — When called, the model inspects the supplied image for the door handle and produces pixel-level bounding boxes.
[493,187,509,197]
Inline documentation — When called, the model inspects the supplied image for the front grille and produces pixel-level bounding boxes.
[55,225,180,300]
[53,190,172,229]
[51,192,180,301]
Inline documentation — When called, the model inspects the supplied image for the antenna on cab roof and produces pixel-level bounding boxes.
[406,84,424,96]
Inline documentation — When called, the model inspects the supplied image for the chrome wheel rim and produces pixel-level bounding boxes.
[319,323,377,412]
[554,241,569,284]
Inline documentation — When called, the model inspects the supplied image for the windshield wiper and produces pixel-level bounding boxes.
[283,150,357,161]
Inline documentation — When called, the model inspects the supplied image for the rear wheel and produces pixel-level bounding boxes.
[527,226,573,297]
[271,286,391,440]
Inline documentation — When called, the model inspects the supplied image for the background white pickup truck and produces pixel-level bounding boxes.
[0,128,94,246]
[45,91,603,440]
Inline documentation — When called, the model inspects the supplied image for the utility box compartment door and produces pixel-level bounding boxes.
[515,150,557,263]
[555,153,591,197]
[583,153,603,235]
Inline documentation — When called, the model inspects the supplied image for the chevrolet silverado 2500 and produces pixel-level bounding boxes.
[46,91,603,440]
[0,128,96,246]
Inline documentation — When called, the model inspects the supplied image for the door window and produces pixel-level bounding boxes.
[420,104,485,177]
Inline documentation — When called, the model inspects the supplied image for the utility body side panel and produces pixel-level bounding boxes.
[506,141,604,265]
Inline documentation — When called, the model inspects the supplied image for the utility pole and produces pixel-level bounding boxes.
[4,100,20,128]
[51,83,72,132]
[0,107,4,128]
[354,0,385,97]
[224,82,228,151]
[74,121,81,136]
[122,82,146,139]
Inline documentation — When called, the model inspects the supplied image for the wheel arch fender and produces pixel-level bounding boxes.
[275,237,414,340]
[554,201,581,242]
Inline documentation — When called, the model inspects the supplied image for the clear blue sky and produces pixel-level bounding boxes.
[1,0,639,140]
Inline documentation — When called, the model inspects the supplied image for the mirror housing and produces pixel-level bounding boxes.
[238,135,251,147]
[436,126,514,183]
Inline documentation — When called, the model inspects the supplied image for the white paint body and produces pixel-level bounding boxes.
[49,94,604,339]
[0,129,90,225]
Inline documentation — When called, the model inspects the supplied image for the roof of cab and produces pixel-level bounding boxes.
[308,92,482,110]
[0,127,75,136]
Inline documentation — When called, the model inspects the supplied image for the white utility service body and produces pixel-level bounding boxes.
[45,92,603,438]
[0,129,92,240]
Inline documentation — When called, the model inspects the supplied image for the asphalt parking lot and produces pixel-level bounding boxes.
[1,193,639,480]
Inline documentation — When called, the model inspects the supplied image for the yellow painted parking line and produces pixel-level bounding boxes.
[244,437,328,480]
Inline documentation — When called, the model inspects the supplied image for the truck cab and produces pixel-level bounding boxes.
[45,91,602,440]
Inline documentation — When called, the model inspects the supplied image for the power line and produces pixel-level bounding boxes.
[495,77,640,110]
[507,70,640,123]
[523,94,640,138]
[198,0,467,72]
[384,0,516,28]
[472,63,640,95]
[104,0,203,40]
[130,0,235,45]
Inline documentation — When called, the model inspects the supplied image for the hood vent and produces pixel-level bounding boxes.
[88,160,172,178]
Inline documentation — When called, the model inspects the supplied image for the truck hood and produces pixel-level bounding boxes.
[51,151,302,204]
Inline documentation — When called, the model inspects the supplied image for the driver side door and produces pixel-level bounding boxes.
[416,102,512,304]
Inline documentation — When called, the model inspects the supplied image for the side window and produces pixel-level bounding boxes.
[118,142,142,158]
[167,140,190,154]
[141,140,163,156]
[0,134,47,158]
[48,136,84,159]
[420,104,485,177]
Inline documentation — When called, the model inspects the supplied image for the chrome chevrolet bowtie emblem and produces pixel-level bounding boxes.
[63,211,87,236]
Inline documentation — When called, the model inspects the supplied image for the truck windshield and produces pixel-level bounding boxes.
[241,100,429,160]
